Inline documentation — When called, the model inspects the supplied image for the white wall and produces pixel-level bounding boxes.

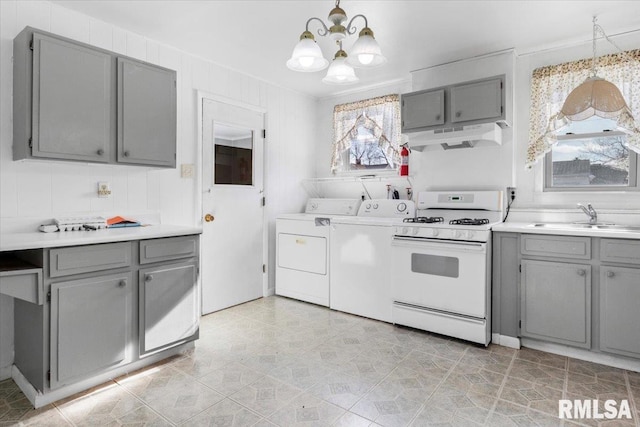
[0,0,317,379]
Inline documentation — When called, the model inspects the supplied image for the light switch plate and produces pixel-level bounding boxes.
[181,164,195,178]
[98,182,111,198]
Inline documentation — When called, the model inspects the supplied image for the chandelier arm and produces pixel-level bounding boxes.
[346,14,369,35]
[305,17,330,37]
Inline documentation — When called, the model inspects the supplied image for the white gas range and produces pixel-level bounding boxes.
[391,190,504,345]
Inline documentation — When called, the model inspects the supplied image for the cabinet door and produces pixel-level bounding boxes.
[50,272,132,389]
[139,262,198,354]
[401,89,445,131]
[117,58,176,167]
[600,266,640,358]
[32,34,112,162]
[520,260,591,348]
[450,77,502,124]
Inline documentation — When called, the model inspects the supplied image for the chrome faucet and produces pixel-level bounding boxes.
[577,203,598,224]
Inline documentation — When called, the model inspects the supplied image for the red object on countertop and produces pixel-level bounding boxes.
[400,144,409,176]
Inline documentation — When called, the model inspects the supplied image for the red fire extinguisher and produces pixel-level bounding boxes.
[400,143,410,176]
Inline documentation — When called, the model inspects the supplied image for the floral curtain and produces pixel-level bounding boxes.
[331,94,401,173]
[526,49,640,169]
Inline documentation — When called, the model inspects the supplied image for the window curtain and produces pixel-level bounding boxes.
[331,94,400,173]
[526,49,640,169]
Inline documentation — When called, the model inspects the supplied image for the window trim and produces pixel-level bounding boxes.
[543,132,639,192]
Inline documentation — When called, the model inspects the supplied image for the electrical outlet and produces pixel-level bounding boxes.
[97,182,111,198]
[507,186,516,201]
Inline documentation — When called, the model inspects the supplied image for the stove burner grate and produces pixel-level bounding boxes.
[449,218,490,226]
[404,217,444,224]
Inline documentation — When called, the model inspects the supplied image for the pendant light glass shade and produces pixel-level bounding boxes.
[322,51,359,85]
[286,37,329,72]
[346,28,387,68]
[561,76,631,121]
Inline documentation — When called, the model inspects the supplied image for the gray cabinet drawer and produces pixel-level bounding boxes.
[521,234,591,260]
[49,242,131,278]
[0,268,44,305]
[139,235,198,264]
[600,239,640,264]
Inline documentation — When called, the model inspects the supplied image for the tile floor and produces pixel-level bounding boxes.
[1,296,639,427]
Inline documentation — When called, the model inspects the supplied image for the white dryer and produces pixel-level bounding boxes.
[276,198,361,306]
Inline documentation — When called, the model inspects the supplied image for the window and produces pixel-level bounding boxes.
[213,123,253,186]
[545,117,638,190]
[331,94,401,174]
[527,49,640,191]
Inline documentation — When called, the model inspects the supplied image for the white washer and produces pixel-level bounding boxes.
[330,199,415,322]
[276,198,361,306]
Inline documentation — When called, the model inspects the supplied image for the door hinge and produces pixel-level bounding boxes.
[262,264,266,273]
[262,129,266,139]
[501,106,504,114]
[46,370,50,382]
[519,264,521,273]
[29,40,34,51]
[519,320,521,328]
[46,291,51,303]
[28,137,33,149]
[261,196,266,207]
[500,81,503,89]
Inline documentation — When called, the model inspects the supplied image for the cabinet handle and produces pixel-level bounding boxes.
[145,274,153,282]
[607,271,614,278]
[435,114,441,121]
[118,280,126,287]
[123,151,130,157]
[577,269,586,276]
[97,149,104,156]
[455,111,462,118]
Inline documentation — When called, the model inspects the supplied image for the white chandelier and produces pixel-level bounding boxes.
[286,0,387,85]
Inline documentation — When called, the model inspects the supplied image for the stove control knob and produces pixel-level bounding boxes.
[454,230,463,239]
[402,227,409,235]
[366,203,371,209]
[309,202,317,210]
[397,202,407,212]
[468,231,475,239]
[412,227,419,235]
[373,203,379,209]
[432,229,440,237]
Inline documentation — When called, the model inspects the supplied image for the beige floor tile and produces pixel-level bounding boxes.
[229,375,303,417]
[434,364,505,399]
[199,361,265,396]
[267,392,345,426]
[396,350,457,381]
[509,359,567,391]
[267,356,334,391]
[410,402,483,426]
[116,366,197,402]
[144,381,224,424]
[567,372,631,397]
[568,359,627,385]
[485,400,561,426]
[182,398,261,426]
[307,371,376,410]
[331,411,374,427]
[113,405,172,426]
[516,347,568,370]
[499,375,563,416]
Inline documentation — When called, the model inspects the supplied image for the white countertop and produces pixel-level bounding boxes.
[0,224,203,251]
[493,222,640,240]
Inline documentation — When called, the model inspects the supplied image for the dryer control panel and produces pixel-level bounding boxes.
[305,198,362,216]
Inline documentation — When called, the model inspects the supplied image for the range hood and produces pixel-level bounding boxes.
[404,123,503,151]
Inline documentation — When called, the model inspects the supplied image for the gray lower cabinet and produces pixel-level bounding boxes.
[49,272,132,389]
[13,26,176,168]
[600,266,640,358]
[520,260,591,348]
[139,262,198,354]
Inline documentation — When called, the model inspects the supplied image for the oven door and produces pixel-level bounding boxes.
[391,237,488,319]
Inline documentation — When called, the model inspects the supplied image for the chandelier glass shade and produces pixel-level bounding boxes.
[560,17,633,123]
[287,0,386,84]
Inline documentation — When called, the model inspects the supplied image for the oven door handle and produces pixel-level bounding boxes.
[392,237,486,252]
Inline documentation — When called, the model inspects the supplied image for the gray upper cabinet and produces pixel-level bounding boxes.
[401,89,445,132]
[450,77,503,124]
[520,259,591,348]
[31,34,113,163]
[13,27,176,168]
[117,58,176,167]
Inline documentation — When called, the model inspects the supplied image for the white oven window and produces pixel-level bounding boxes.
[411,253,459,278]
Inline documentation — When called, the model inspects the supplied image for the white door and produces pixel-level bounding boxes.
[201,97,265,314]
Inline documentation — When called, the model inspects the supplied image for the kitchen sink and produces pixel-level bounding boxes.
[531,223,640,232]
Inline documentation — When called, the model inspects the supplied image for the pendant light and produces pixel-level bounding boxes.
[322,42,359,85]
[286,0,386,84]
[560,17,633,123]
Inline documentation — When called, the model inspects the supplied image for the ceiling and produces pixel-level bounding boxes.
[52,1,640,98]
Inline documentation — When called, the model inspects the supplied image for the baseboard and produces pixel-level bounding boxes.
[492,333,521,349]
[521,338,640,373]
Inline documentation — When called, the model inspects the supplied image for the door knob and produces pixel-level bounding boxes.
[607,271,614,278]
[204,214,215,222]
